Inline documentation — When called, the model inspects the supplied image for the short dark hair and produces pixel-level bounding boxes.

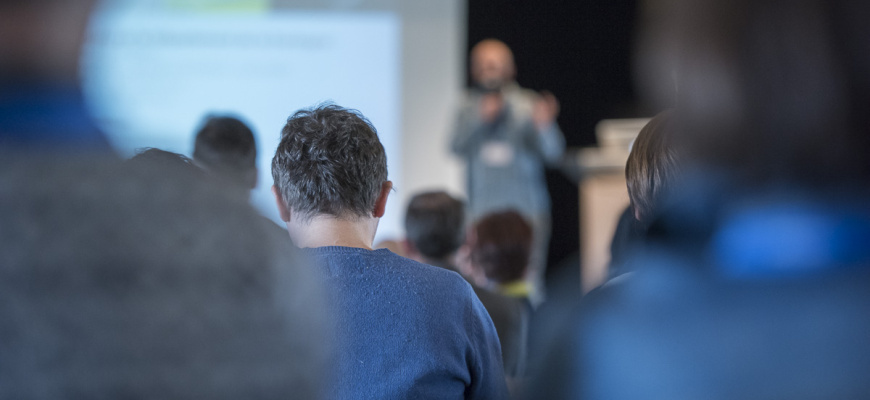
[193,115,257,188]
[404,191,465,259]
[625,110,680,226]
[271,103,388,222]
[470,210,533,283]
[129,147,203,177]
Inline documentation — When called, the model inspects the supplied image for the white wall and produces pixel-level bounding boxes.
[396,0,466,210]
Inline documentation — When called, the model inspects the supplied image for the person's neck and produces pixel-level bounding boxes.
[288,214,378,250]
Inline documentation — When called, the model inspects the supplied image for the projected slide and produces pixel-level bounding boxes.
[82,2,401,236]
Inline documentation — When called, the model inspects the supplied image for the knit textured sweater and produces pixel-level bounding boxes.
[304,246,508,400]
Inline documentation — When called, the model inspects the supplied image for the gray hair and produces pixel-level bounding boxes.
[271,103,388,222]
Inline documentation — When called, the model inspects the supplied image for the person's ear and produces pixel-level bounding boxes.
[372,181,393,218]
[272,185,291,222]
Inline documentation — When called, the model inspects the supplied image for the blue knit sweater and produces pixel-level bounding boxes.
[304,247,508,400]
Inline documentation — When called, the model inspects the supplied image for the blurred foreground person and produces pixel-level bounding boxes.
[530,0,870,399]
[271,104,507,399]
[404,191,529,388]
[1,4,328,396]
[451,39,566,304]
[0,155,328,398]
[0,0,111,153]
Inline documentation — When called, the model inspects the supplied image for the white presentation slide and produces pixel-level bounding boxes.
[82,2,402,238]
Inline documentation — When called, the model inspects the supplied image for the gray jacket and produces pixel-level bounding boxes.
[451,83,565,219]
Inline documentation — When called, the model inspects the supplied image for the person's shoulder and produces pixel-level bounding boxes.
[387,252,470,282]
[381,252,479,294]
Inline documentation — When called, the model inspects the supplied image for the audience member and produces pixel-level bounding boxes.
[190,114,289,236]
[451,39,566,303]
[192,115,258,200]
[463,210,534,307]
[404,191,530,384]
[531,0,870,398]
[608,110,679,280]
[403,191,467,266]
[0,156,328,398]
[271,103,508,399]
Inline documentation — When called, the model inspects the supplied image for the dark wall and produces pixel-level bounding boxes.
[466,0,641,285]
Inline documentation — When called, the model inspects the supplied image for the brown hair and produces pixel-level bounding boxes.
[625,110,680,226]
[470,210,533,283]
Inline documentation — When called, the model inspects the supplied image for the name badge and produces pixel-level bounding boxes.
[480,141,514,166]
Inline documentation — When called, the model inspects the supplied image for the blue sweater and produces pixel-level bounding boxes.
[304,247,508,400]
[0,83,113,153]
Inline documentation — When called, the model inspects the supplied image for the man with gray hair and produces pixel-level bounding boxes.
[272,103,508,399]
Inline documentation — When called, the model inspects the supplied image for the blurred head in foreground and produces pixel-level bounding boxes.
[0,0,96,84]
[638,0,870,192]
[539,1,870,399]
[193,115,258,194]
[0,0,111,153]
[0,156,327,398]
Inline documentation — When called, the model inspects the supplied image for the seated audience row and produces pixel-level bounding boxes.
[8,0,870,399]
